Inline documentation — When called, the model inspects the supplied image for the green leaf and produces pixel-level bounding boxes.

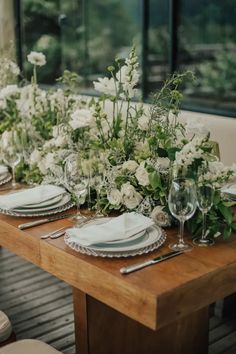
[149,171,161,189]
[231,222,236,231]
[167,147,180,161]
[223,225,232,240]
[218,204,233,224]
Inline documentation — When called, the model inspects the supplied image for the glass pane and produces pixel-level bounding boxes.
[146,0,170,95]
[21,0,142,91]
[178,0,236,115]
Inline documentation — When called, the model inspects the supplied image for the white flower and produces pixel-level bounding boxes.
[107,189,122,206]
[156,157,170,170]
[0,85,19,99]
[122,160,139,173]
[27,51,46,66]
[93,77,116,96]
[135,162,150,186]
[29,149,42,166]
[138,115,150,131]
[69,109,93,129]
[9,61,20,76]
[121,182,142,209]
[186,119,209,137]
[151,206,171,227]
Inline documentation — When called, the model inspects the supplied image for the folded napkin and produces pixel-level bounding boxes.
[221,184,236,196]
[0,165,8,175]
[0,184,66,210]
[66,212,154,246]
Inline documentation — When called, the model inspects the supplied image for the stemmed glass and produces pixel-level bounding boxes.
[193,182,215,246]
[168,178,197,252]
[1,131,22,189]
[64,155,89,225]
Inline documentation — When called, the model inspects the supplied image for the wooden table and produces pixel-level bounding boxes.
[0,211,236,354]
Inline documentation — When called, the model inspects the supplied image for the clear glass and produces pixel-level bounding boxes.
[1,132,22,189]
[64,155,89,225]
[193,183,215,246]
[168,178,197,252]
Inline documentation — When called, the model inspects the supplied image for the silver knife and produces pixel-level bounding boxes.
[18,213,73,230]
[120,250,184,275]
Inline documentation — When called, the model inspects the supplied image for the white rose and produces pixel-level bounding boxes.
[151,206,171,227]
[138,115,150,131]
[156,157,170,170]
[29,149,42,166]
[107,189,122,206]
[69,109,93,129]
[121,182,142,209]
[135,163,149,186]
[27,51,46,66]
[186,119,209,137]
[122,160,139,173]
[1,130,13,149]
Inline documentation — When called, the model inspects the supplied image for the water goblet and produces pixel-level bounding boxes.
[193,183,215,246]
[168,178,197,252]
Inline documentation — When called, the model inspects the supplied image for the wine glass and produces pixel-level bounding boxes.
[64,155,89,225]
[168,178,197,252]
[193,183,215,246]
[1,131,22,189]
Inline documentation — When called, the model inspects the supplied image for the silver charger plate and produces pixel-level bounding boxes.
[64,224,166,258]
[0,173,12,186]
[0,199,75,217]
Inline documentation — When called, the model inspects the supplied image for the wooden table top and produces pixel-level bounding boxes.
[0,206,236,331]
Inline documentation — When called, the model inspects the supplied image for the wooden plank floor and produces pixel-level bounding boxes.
[1,247,236,354]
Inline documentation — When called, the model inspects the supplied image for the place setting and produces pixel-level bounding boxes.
[0,184,75,217]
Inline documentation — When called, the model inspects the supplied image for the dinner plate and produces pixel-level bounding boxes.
[19,194,64,209]
[13,193,71,213]
[64,225,166,258]
[0,173,12,186]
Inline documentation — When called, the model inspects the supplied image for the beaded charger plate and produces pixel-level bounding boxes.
[64,222,166,258]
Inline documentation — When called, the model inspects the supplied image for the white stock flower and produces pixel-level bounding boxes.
[69,109,93,130]
[107,189,122,206]
[27,51,46,66]
[0,85,19,99]
[122,160,139,173]
[93,77,116,96]
[135,162,149,186]
[138,115,150,131]
[121,182,142,209]
[151,206,171,227]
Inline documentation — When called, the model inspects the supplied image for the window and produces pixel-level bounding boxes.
[15,0,236,116]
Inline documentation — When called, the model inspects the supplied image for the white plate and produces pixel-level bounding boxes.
[13,194,71,213]
[64,225,166,258]
[0,173,12,186]
[20,194,64,209]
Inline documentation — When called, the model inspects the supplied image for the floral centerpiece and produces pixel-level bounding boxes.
[0,48,236,240]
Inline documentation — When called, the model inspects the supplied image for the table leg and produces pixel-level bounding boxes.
[73,288,209,354]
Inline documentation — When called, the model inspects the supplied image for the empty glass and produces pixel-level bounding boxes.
[64,155,89,225]
[168,178,197,252]
[193,183,215,246]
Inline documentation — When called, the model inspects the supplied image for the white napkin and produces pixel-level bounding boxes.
[66,212,154,246]
[0,184,66,210]
[221,184,236,196]
[0,165,8,175]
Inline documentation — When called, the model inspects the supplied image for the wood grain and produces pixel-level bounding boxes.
[0,205,236,332]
